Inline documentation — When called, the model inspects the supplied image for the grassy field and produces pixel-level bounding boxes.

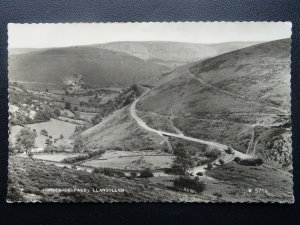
[27,118,77,148]
[81,150,175,171]
[78,111,98,120]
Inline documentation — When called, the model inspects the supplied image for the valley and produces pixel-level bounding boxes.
[7,39,293,203]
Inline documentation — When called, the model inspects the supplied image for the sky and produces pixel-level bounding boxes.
[8,22,292,48]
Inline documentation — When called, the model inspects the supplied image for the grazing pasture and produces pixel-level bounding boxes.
[27,118,77,147]
[81,150,175,170]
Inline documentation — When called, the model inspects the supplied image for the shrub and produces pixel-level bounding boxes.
[173,176,206,193]
[73,136,85,152]
[7,182,23,202]
[139,168,154,178]
[15,128,36,154]
[213,192,222,198]
[219,159,225,165]
[93,168,125,178]
[196,172,203,176]
[233,157,241,163]
[130,171,137,178]
[44,144,57,152]
[204,147,220,159]
[238,158,264,166]
[28,152,34,158]
[225,146,234,154]
[65,102,71,110]
[205,163,213,170]
[45,138,52,146]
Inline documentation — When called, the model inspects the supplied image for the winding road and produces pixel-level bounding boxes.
[130,88,250,174]
[131,90,229,150]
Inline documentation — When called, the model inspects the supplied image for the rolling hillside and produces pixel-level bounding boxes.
[136,39,292,169]
[80,106,165,151]
[96,41,259,68]
[8,46,168,88]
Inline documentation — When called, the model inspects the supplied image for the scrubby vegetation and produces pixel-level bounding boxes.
[139,168,154,178]
[173,176,206,193]
[93,167,125,178]
[91,84,143,125]
[14,128,36,154]
[168,140,221,175]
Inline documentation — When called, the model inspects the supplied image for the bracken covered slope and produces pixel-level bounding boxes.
[136,39,292,169]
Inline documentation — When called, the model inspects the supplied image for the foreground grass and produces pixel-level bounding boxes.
[7,156,208,203]
[206,162,294,203]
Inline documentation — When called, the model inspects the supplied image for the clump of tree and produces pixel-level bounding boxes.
[90,84,143,125]
[139,168,154,178]
[234,157,264,166]
[45,138,53,146]
[40,129,48,136]
[15,128,37,154]
[173,176,206,193]
[73,136,85,152]
[65,102,71,110]
[34,105,61,122]
[204,146,221,159]
[62,149,106,164]
[91,114,102,125]
[205,162,213,170]
[171,143,194,175]
[88,94,102,105]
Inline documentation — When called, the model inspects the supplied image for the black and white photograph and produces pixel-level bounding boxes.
[7,22,293,203]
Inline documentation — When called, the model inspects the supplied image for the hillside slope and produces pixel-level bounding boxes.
[136,39,291,169]
[97,41,259,68]
[80,105,165,151]
[8,46,168,88]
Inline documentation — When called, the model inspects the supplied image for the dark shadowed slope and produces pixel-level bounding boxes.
[8,46,168,88]
[96,41,260,68]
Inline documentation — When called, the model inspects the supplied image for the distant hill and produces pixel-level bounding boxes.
[8,41,259,89]
[136,39,292,168]
[95,41,260,68]
[9,48,46,55]
[8,46,168,88]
